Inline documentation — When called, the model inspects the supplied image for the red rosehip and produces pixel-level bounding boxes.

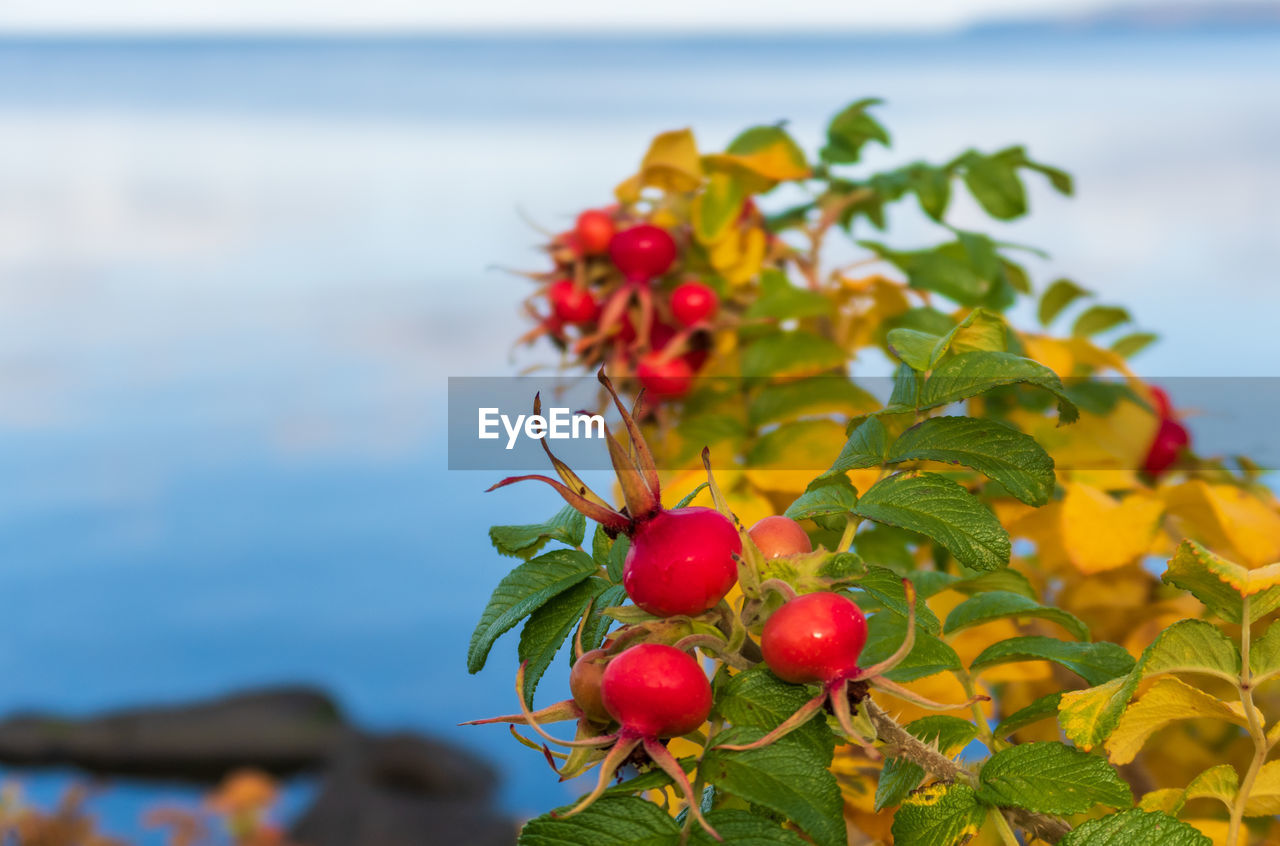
[574,209,615,256]
[637,353,694,400]
[762,592,868,685]
[547,279,599,325]
[600,643,712,737]
[748,516,813,559]
[569,648,612,723]
[1144,416,1190,476]
[609,224,677,283]
[623,507,741,617]
[670,282,719,327]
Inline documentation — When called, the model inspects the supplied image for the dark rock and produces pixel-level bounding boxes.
[290,733,516,846]
[0,687,344,781]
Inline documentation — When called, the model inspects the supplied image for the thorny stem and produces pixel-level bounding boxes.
[1229,593,1266,846]
[862,699,1071,844]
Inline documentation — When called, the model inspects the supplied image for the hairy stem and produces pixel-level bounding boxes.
[862,699,1071,843]
[1229,593,1266,846]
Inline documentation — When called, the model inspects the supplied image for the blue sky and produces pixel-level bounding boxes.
[0,0,1112,33]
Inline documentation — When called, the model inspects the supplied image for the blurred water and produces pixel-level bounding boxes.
[0,31,1278,839]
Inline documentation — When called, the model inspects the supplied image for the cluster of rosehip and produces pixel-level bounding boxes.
[1142,386,1192,476]
[468,374,970,840]
[529,209,721,400]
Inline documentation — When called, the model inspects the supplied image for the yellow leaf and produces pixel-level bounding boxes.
[1018,335,1075,378]
[1163,480,1280,568]
[834,274,910,352]
[707,225,766,286]
[701,125,810,192]
[1105,676,1253,765]
[1185,818,1243,845]
[744,419,848,496]
[616,128,704,198]
[1059,483,1164,574]
[1184,764,1238,810]
[1244,760,1280,816]
[1137,788,1184,813]
[1008,385,1155,488]
[1058,675,1132,752]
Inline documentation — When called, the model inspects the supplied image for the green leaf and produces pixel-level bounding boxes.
[518,796,679,846]
[861,613,961,681]
[489,505,587,559]
[715,667,835,759]
[951,568,1036,599]
[467,548,599,673]
[702,733,846,846]
[977,741,1132,814]
[591,523,612,569]
[689,811,809,846]
[875,716,978,811]
[889,782,985,846]
[742,330,847,378]
[862,240,992,306]
[785,476,859,528]
[854,565,941,633]
[750,378,877,427]
[1250,620,1280,684]
[1038,278,1090,327]
[1162,540,1280,624]
[886,328,943,371]
[607,534,631,584]
[519,577,609,705]
[1141,618,1240,683]
[853,472,1011,572]
[921,351,1080,424]
[578,584,629,656]
[1023,155,1075,195]
[746,269,834,320]
[822,416,888,477]
[1058,809,1211,846]
[944,591,1089,640]
[822,98,890,164]
[993,692,1063,739]
[1111,332,1158,358]
[909,164,952,221]
[970,637,1134,686]
[1072,305,1131,337]
[887,416,1055,506]
[962,151,1027,220]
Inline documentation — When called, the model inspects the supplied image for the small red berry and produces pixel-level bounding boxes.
[547,279,599,325]
[748,516,813,559]
[670,282,719,327]
[600,643,712,737]
[569,648,612,723]
[609,224,677,283]
[1144,416,1190,476]
[762,592,868,685]
[637,353,694,400]
[574,209,615,256]
[623,507,741,617]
